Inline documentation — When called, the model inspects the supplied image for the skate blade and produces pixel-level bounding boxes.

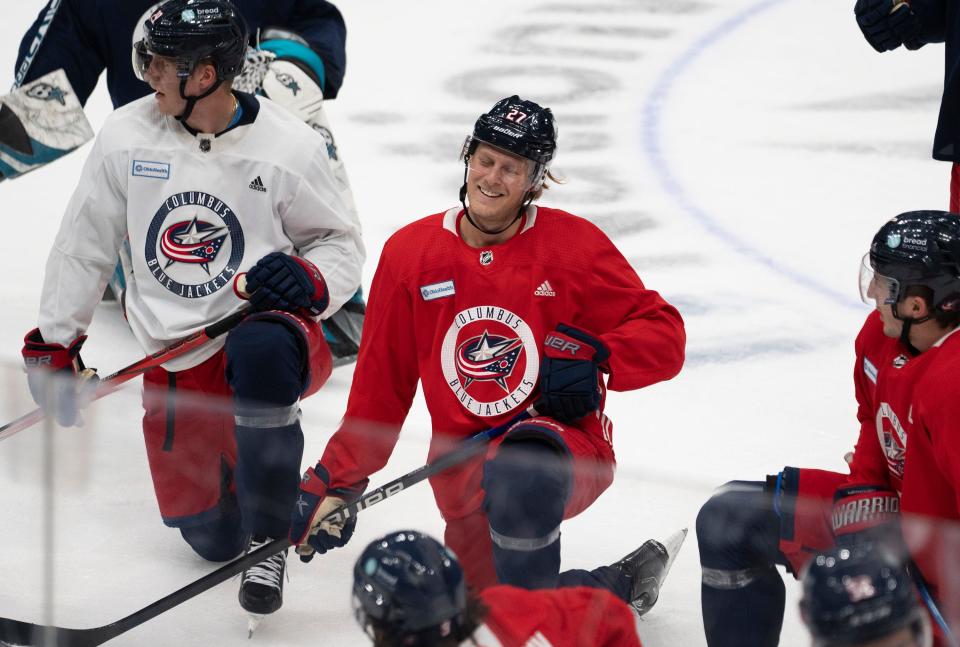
[659,528,688,580]
[247,614,264,639]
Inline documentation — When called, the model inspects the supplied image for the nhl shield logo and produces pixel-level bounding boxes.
[441,306,538,417]
[145,191,245,298]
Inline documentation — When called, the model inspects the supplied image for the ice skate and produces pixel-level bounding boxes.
[612,528,687,617]
[239,537,287,637]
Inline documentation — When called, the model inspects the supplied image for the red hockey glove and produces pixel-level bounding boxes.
[21,329,99,427]
[241,252,329,317]
[832,484,902,549]
[289,463,363,563]
[539,324,610,423]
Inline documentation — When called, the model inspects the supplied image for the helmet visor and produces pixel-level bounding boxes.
[132,40,152,81]
[860,253,900,306]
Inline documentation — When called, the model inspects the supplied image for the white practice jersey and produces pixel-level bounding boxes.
[38,93,364,371]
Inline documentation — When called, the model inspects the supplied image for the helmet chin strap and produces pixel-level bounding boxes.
[893,301,931,356]
[176,77,223,123]
[458,163,533,237]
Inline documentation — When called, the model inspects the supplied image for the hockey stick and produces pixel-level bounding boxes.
[0,308,250,443]
[909,560,958,647]
[0,405,537,647]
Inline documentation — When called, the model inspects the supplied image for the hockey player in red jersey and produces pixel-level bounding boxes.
[351,530,645,647]
[289,96,686,610]
[19,0,363,625]
[696,211,960,646]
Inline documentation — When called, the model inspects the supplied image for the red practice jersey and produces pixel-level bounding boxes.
[873,321,960,615]
[847,311,913,492]
[468,585,643,647]
[319,206,685,519]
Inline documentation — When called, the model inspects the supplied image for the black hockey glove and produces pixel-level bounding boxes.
[21,329,99,427]
[539,324,610,423]
[242,252,329,316]
[854,0,923,52]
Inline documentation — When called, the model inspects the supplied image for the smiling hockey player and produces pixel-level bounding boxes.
[288,95,686,613]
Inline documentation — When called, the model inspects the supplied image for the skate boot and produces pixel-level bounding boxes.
[612,528,687,617]
[239,536,287,636]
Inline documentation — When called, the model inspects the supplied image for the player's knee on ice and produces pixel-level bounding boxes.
[179,508,246,562]
[482,430,572,588]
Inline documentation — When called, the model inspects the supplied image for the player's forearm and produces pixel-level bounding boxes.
[601,300,686,391]
[318,415,406,490]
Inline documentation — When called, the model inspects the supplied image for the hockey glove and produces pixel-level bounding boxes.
[832,484,903,549]
[539,324,610,423]
[289,463,359,563]
[241,252,329,316]
[854,0,923,52]
[21,329,99,427]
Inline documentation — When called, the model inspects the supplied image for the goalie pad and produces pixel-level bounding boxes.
[0,69,93,181]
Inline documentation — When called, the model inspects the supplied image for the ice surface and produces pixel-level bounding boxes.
[0,0,947,645]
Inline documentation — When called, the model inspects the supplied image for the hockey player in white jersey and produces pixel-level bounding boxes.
[19,0,363,624]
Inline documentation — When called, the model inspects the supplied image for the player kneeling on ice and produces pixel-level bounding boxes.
[20,0,362,625]
[696,211,960,647]
[800,543,931,647]
[288,96,686,614]
[351,529,649,647]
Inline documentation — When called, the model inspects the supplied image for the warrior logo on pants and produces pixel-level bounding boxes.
[440,306,538,418]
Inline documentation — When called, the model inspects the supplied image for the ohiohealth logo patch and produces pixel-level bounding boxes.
[145,191,244,298]
[440,306,538,418]
[132,160,170,180]
[420,280,455,301]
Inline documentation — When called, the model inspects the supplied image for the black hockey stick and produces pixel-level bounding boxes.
[0,405,537,647]
[0,308,250,443]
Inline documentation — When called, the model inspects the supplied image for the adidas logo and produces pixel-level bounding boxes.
[248,176,266,192]
[534,280,556,297]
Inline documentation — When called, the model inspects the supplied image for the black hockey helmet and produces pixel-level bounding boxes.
[860,210,960,312]
[352,530,467,644]
[461,95,557,184]
[134,0,248,82]
[800,544,930,647]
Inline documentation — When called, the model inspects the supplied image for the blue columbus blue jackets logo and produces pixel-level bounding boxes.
[455,330,523,392]
[145,191,245,298]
